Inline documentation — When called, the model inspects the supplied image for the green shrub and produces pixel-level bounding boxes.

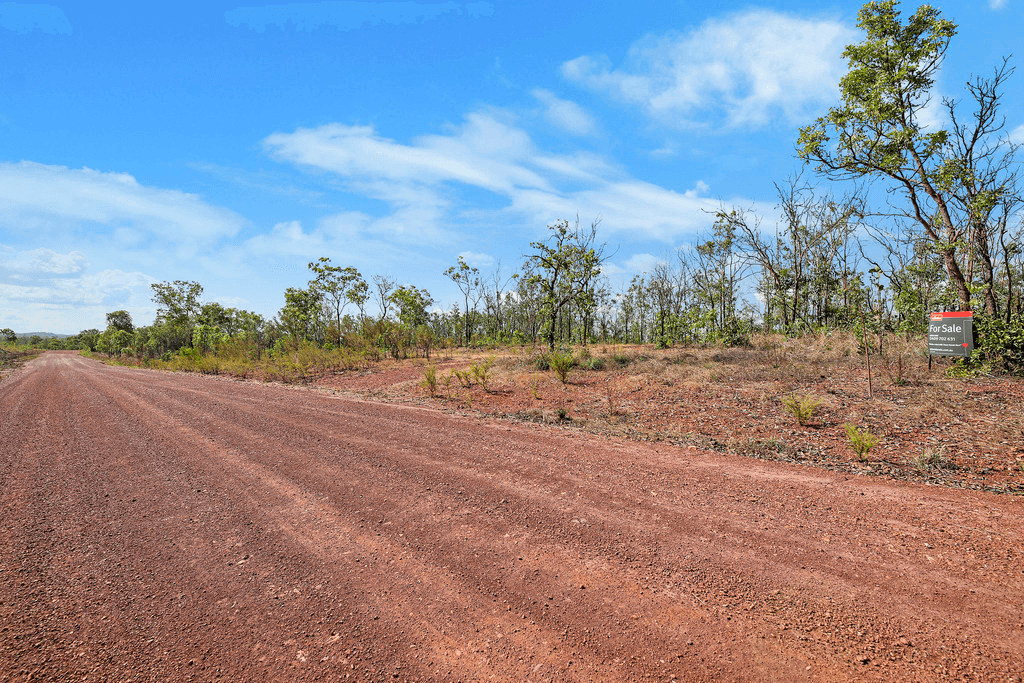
[549,350,575,384]
[470,356,496,392]
[782,394,821,426]
[420,364,438,397]
[951,313,1024,376]
[844,424,879,461]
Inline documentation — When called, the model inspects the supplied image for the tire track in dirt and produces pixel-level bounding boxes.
[2,352,1023,681]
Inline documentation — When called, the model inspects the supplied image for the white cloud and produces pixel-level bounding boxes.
[1,246,88,275]
[457,251,495,268]
[265,112,548,196]
[989,0,1008,9]
[649,141,679,159]
[1009,124,1024,144]
[531,89,598,136]
[624,253,667,274]
[241,213,413,272]
[508,179,731,243]
[603,252,669,282]
[914,87,949,132]
[0,269,151,306]
[245,220,322,258]
[562,10,856,128]
[265,110,746,245]
[0,161,245,246]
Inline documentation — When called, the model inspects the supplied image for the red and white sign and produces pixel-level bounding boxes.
[928,311,973,357]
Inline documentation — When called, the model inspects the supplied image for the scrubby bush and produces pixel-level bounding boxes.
[844,423,878,461]
[471,356,496,392]
[782,394,821,426]
[952,313,1024,377]
[549,350,575,384]
[420,364,438,397]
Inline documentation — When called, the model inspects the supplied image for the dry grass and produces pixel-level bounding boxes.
[297,335,1021,494]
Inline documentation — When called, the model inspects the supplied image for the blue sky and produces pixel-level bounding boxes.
[1,0,1021,333]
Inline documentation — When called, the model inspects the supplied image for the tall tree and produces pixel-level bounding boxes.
[525,218,607,351]
[279,287,324,343]
[151,280,204,350]
[372,275,396,322]
[389,285,433,329]
[943,60,1020,317]
[308,258,368,331]
[105,310,134,333]
[444,256,480,346]
[797,1,1007,311]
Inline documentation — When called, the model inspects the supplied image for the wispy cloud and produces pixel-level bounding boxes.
[0,161,245,249]
[507,178,727,243]
[0,163,256,331]
[649,141,679,159]
[532,89,598,136]
[457,250,494,268]
[265,112,547,196]
[0,3,71,34]
[624,253,667,275]
[264,110,745,246]
[989,0,1008,9]
[225,1,493,32]
[562,9,855,129]
[239,213,417,277]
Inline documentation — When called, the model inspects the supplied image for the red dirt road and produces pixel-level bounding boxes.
[2,352,1022,682]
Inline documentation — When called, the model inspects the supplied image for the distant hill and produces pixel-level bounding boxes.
[17,332,73,339]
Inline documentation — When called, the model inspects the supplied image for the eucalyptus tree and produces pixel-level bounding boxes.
[105,310,134,334]
[943,62,1020,317]
[525,218,607,351]
[444,256,481,346]
[797,1,1018,312]
[151,280,204,351]
[647,262,678,345]
[481,262,517,343]
[308,258,368,331]
[279,286,324,343]
[372,275,396,322]
[689,216,750,337]
[388,285,435,358]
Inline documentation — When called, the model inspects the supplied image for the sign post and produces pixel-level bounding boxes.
[927,311,974,369]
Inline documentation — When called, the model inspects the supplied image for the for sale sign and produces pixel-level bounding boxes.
[928,311,974,357]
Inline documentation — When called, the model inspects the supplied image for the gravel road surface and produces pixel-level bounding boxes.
[2,351,1022,681]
